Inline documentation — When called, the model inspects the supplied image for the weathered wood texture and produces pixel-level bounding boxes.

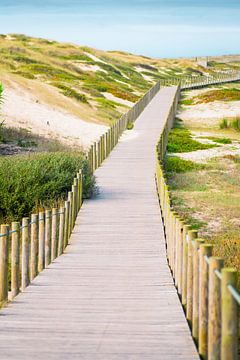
[0,87,198,359]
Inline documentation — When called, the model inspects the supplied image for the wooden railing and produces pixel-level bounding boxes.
[160,69,240,90]
[0,80,160,308]
[155,85,240,360]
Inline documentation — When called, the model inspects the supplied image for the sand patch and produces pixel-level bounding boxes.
[73,63,107,74]
[2,86,108,149]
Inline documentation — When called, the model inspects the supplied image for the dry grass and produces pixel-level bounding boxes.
[167,156,240,287]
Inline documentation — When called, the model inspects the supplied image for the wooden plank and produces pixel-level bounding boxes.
[0,87,199,359]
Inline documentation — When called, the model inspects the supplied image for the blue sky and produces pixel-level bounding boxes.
[0,1,240,57]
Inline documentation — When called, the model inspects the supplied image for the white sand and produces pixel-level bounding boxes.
[2,86,108,149]
[135,66,154,83]
[73,63,107,74]
[84,52,107,64]
[176,143,240,163]
[178,101,240,127]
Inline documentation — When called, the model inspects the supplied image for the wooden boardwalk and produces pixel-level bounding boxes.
[0,87,199,359]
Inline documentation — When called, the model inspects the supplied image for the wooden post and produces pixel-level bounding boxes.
[38,211,45,272]
[181,224,190,309]
[221,268,238,360]
[30,214,38,281]
[178,220,184,296]
[199,244,213,359]
[51,208,58,261]
[11,222,20,299]
[58,206,65,256]
[77,171,81,211]
[0,224,9,306]
[45,209,51,266]
[74,178,78,218]
[192,238,205,343]
[208,257,224,360]
[68,191,73,235]
[186,230,198,324]
[71,185,77,228]
[22,217,30,290]
[64,200,70,248]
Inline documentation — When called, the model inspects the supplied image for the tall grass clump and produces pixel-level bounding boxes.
[0,152,95,222]
[219,117,240,131]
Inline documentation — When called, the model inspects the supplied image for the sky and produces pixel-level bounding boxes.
[0,0,240,58]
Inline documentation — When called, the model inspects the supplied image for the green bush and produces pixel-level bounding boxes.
[127,122,134,130]
[0,152,95,222]
[164,155,203,174]
[167,127,215,153]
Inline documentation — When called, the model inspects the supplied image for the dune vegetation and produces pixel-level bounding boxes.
[165,84,240,287]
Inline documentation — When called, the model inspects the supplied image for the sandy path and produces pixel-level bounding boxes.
[2,86,108,149]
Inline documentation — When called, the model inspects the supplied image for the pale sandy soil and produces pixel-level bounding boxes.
[73,62,107,74]
[135,66,154,83]
[178,101,240,128]
[2,86,108,149]
[84,52,107,64]
[103,92,133,107]
[177,89,240,162]
[176,142,240,163]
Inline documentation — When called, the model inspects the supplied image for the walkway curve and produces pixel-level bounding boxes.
[0,87,199,359]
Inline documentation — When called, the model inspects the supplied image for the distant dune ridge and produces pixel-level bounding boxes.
[0,33,238,148]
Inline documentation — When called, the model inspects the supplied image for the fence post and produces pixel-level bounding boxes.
[51,208,58,261]
[221,268,238,360]
[22,217,30,290]
[74,178,78,218]
[68,191,73,236]
[199,244,213,359]
[186,230,198,325]
[45,209,51,266]
[181,224,190,309]
[11,222,20,299]
[177,220,184,296]
[58,206,65,256]
[38,211,45,272]
[30,214,38,281]
[208,257,224,360]
[64,200,70,248]
[0,224,9,306]
[192,238,205,343]
[72,184,77,228]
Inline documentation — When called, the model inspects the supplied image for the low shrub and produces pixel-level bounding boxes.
[0,152,95,222]
[53,83,88,103]
[167,127,215,153]
[164,156,204,174]
[207,137,232,144]
[127,122,134,130]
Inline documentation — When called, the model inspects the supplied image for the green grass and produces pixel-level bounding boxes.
[191,88,240,104]
[220,117,240,131]
[0,152,95,222]
[179,98,194,106]
[164,156,204,174]
[206,136,232,144]
[167,126,215,153]
[52,83,89,103]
